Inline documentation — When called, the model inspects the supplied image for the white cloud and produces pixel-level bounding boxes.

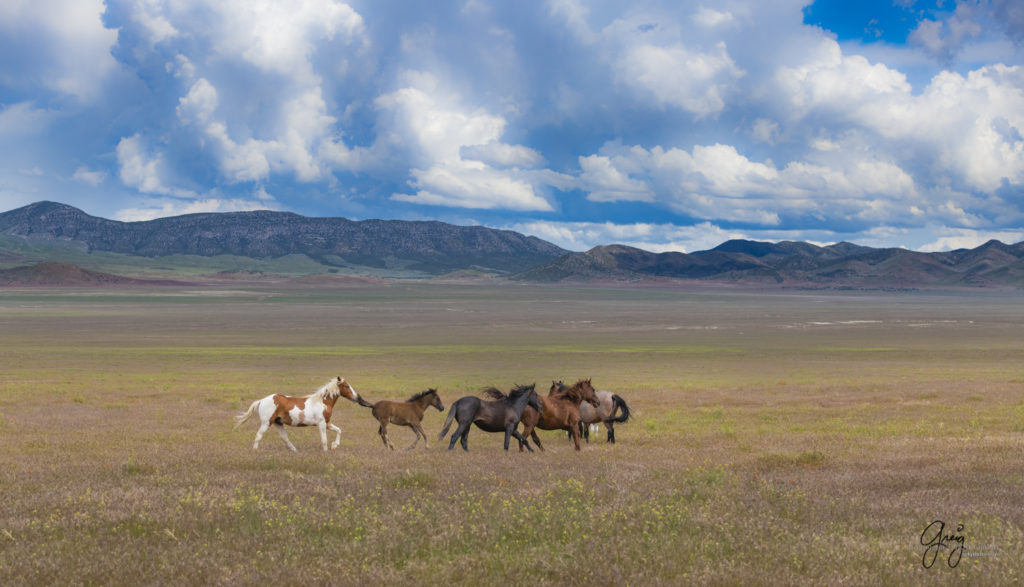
[176,78,219,124]
[171,0,366,81]
[375,73,506,162]
[0,0,119,101]
[613,41,743,117]
[461,142,546,168]
[576,140,923,227]
[73,166,106,186]
[0,102,53,136]
[509,219,743,252]
[114,197,277,222]
[578,154,653,202]
[394,159,553,211]
[918,227,1024,252]
[116,134,195,198]
[380,72,558,211]
[693,7,734,29]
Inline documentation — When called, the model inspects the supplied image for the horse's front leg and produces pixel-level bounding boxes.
[507,426,533,453]
[317,422,329,451]
[328,422,342,449]
[405,424,426,450]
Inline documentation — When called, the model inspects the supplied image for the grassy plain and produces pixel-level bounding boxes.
[0,282,1022,585]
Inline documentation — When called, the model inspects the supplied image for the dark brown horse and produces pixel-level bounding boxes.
[438,384,542,451]
[518,378,599,452]
[357,388,444,450]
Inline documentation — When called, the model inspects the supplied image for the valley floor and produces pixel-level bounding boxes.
[0,283,1021,584]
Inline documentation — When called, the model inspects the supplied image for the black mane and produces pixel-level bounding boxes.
[407,388,438,402]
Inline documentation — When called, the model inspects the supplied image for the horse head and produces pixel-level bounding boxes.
[336,376,360,403]
[525,384,543,415]
[579,378,600,408]
[428,388,444,411]
[548,380,565,395]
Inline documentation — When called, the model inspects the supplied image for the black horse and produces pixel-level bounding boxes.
[438,384,543,451]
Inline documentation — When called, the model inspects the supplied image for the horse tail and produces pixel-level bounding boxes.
[234,400,261,429]
[356,396,375,409]
[608,394,631,423]
[437,402,458,441]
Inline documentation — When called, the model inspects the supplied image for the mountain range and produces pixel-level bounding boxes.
[2,201,1024,288]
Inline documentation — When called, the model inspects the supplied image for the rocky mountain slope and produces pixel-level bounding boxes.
[514,239,1024,287]
[0,201,566,276]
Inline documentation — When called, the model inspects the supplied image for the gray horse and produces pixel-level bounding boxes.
[577,389,631,443]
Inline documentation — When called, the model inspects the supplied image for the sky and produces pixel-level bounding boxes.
[1,1,1023,253]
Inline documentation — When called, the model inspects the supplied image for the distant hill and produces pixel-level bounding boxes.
[0,201,567,276]
[3,201,1024,288]
[0,262,185,286]
[514,239,1024,288]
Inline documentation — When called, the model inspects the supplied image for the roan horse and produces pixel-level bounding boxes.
[578,389,631,443]
[518,378,600,452]
[357,388,444,450]
[235,376,362,451]
[438,384,542,451]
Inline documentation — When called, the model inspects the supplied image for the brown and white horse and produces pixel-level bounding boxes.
[235,376,362,451]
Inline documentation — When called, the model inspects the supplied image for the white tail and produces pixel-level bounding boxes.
[234,400,261,429]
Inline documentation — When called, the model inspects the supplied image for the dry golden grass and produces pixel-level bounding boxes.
[0,283,1022,584]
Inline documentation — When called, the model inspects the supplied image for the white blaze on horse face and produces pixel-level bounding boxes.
[345,379,358,401]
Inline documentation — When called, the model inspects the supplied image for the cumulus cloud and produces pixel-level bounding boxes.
[380,72,556,211]
[73,166,106,186]
[613,41,743,116]
[3,0,1024,251]
[509,219,744,252]
[114,197,277,222]
[394,160,554,211]
[116,135,179,196]
[0,0,119,101]
[461,142,546,168]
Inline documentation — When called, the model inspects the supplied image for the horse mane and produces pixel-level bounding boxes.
[552,378,591,401]
[407,388,437,402]
[481,386,507,400]
[307,378,341,401]
[508,383,535,400]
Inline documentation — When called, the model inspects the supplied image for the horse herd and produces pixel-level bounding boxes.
[235,376,631,452]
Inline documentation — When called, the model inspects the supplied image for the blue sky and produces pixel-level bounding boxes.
[1,1,1023,252]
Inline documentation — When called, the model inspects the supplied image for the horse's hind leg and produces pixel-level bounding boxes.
[453,421,471,451]
[276,425,298,452]
[605,421,615,444]
[379,423,395,450]
[252,422,270,450]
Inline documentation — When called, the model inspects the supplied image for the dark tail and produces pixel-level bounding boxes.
[356,396,375,408]
[607,394,631,423]
[437,403,457,440]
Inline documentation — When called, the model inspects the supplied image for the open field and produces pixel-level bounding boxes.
[1,282,1022,584]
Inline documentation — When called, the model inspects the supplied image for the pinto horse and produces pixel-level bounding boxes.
[357,388,444,450]
[438,384,542,452]
[235,376,362,451]
[518,378,599,452]
[578,389,631,443]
